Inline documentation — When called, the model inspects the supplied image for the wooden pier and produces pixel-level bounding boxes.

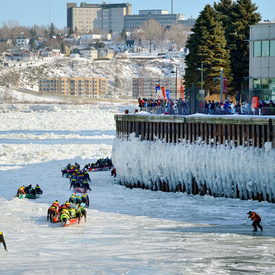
[115,114,275,148]
[114,114,275,202]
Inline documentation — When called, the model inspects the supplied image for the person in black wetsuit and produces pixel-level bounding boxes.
[0,231,7,251]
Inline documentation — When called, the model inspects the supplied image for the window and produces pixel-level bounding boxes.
[270,41,275,56]
[253,41,261,57]
[262,41,269,56]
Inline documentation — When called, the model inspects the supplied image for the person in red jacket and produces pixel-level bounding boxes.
[247,211,263,231]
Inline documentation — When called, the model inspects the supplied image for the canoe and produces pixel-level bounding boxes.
[19,193,41,199]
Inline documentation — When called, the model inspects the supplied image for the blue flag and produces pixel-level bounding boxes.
[166,90,170,99]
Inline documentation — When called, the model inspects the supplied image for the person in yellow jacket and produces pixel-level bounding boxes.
[0,231,7,251]
[16,186,26,197]
[247,211,263,231]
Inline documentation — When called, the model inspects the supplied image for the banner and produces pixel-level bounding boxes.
[180,86,184,100]
[156,85,161,99]
[161,87,166,99]
[223,77,227,93]
[166,90,170,99]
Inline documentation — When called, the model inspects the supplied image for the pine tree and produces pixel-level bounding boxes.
[49,23,56,38]
[214,0,233,43]
[121,28,127,41]
[226,0,261,90]
[185,5,231,92]
[60,41,65,54]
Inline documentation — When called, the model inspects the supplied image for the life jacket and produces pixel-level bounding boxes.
[52,201,60,208]
[250,212,261,221]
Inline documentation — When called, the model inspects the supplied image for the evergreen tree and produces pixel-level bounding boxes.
[60,41,65,54]
[49,23,56,38]
[214,0,233,43]
[226,0,261,90]
[68,28,74,36]
[185,5,231,92]
[121,28,127,41]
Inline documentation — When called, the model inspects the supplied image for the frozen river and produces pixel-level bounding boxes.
[0,104,275,274]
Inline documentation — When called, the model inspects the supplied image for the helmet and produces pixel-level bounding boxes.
[247,211,252,214]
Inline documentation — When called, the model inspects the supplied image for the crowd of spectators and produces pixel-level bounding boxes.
[138,98,189,115]
[138,95,275,116]
[203,98,274,115]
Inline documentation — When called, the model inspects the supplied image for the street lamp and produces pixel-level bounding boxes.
[196,63,204,91]
[171,67,178,99]
[213,68,224,102]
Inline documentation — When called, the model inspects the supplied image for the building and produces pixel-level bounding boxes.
[79,47,98,59]
[15,36,30,48]
[132,77,183,99]
[9,47,38,60]
[249,22,275,101]
[124,10,185,31]
[79,34,111,45]
[97,48,115,59]
[67,2,132,33]
[39,77,109,98]
[165,48,185,59]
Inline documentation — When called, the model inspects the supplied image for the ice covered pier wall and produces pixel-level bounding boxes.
[112,114,275,202]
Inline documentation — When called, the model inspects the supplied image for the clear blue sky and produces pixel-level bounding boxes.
[0,0,274,29]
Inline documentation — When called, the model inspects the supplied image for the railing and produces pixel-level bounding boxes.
[140,106,275,116]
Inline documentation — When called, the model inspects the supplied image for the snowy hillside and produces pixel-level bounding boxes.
[0,57,185,103]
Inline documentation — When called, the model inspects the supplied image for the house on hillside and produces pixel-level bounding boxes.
[80,34,112,45]
[165,48,185,59]
[21,50,39,60]
[15,36,30,48]
[79,47,98,59]
[9,47,38,60]
[40,47,61,57]
[0,38,13,47]
[118,40,138,53]
[97,48,114,59]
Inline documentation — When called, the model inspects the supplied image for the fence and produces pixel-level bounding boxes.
[140,106,275,116]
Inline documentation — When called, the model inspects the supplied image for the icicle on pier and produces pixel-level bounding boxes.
[112,114,275,202]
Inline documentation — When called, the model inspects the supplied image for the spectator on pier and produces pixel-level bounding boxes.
[235,91,241,103]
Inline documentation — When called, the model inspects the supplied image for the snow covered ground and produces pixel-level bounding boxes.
[0,103,275,274]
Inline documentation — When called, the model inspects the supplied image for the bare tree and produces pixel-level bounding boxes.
[140,20,162,53]
[168,24,191,50]
[1,21,30,43]
[0,42,9,54]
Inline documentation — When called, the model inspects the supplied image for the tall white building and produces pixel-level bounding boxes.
[67,2,132,33]
[249,22,275,100]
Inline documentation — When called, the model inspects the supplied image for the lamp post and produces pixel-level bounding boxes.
[220,68,223,103]
[213,67,224,102]
[196,63,204,91]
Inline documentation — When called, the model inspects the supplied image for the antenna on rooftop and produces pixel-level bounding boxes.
[49,0,51,25]
[171,0,173,14]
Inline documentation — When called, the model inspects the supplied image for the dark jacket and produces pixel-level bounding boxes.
[0,232,7,250]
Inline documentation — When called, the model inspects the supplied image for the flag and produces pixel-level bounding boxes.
[156,85,161,99]
[180,86,184,100]
[166,90,170,99]
[161,87,166,99]
[223,77,227,93]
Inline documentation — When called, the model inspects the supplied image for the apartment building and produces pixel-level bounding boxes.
[67,2,132,33]
[124,10,185,31]
[132,77,183,99]
[39,77,108,98]
[249,22,275,101]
